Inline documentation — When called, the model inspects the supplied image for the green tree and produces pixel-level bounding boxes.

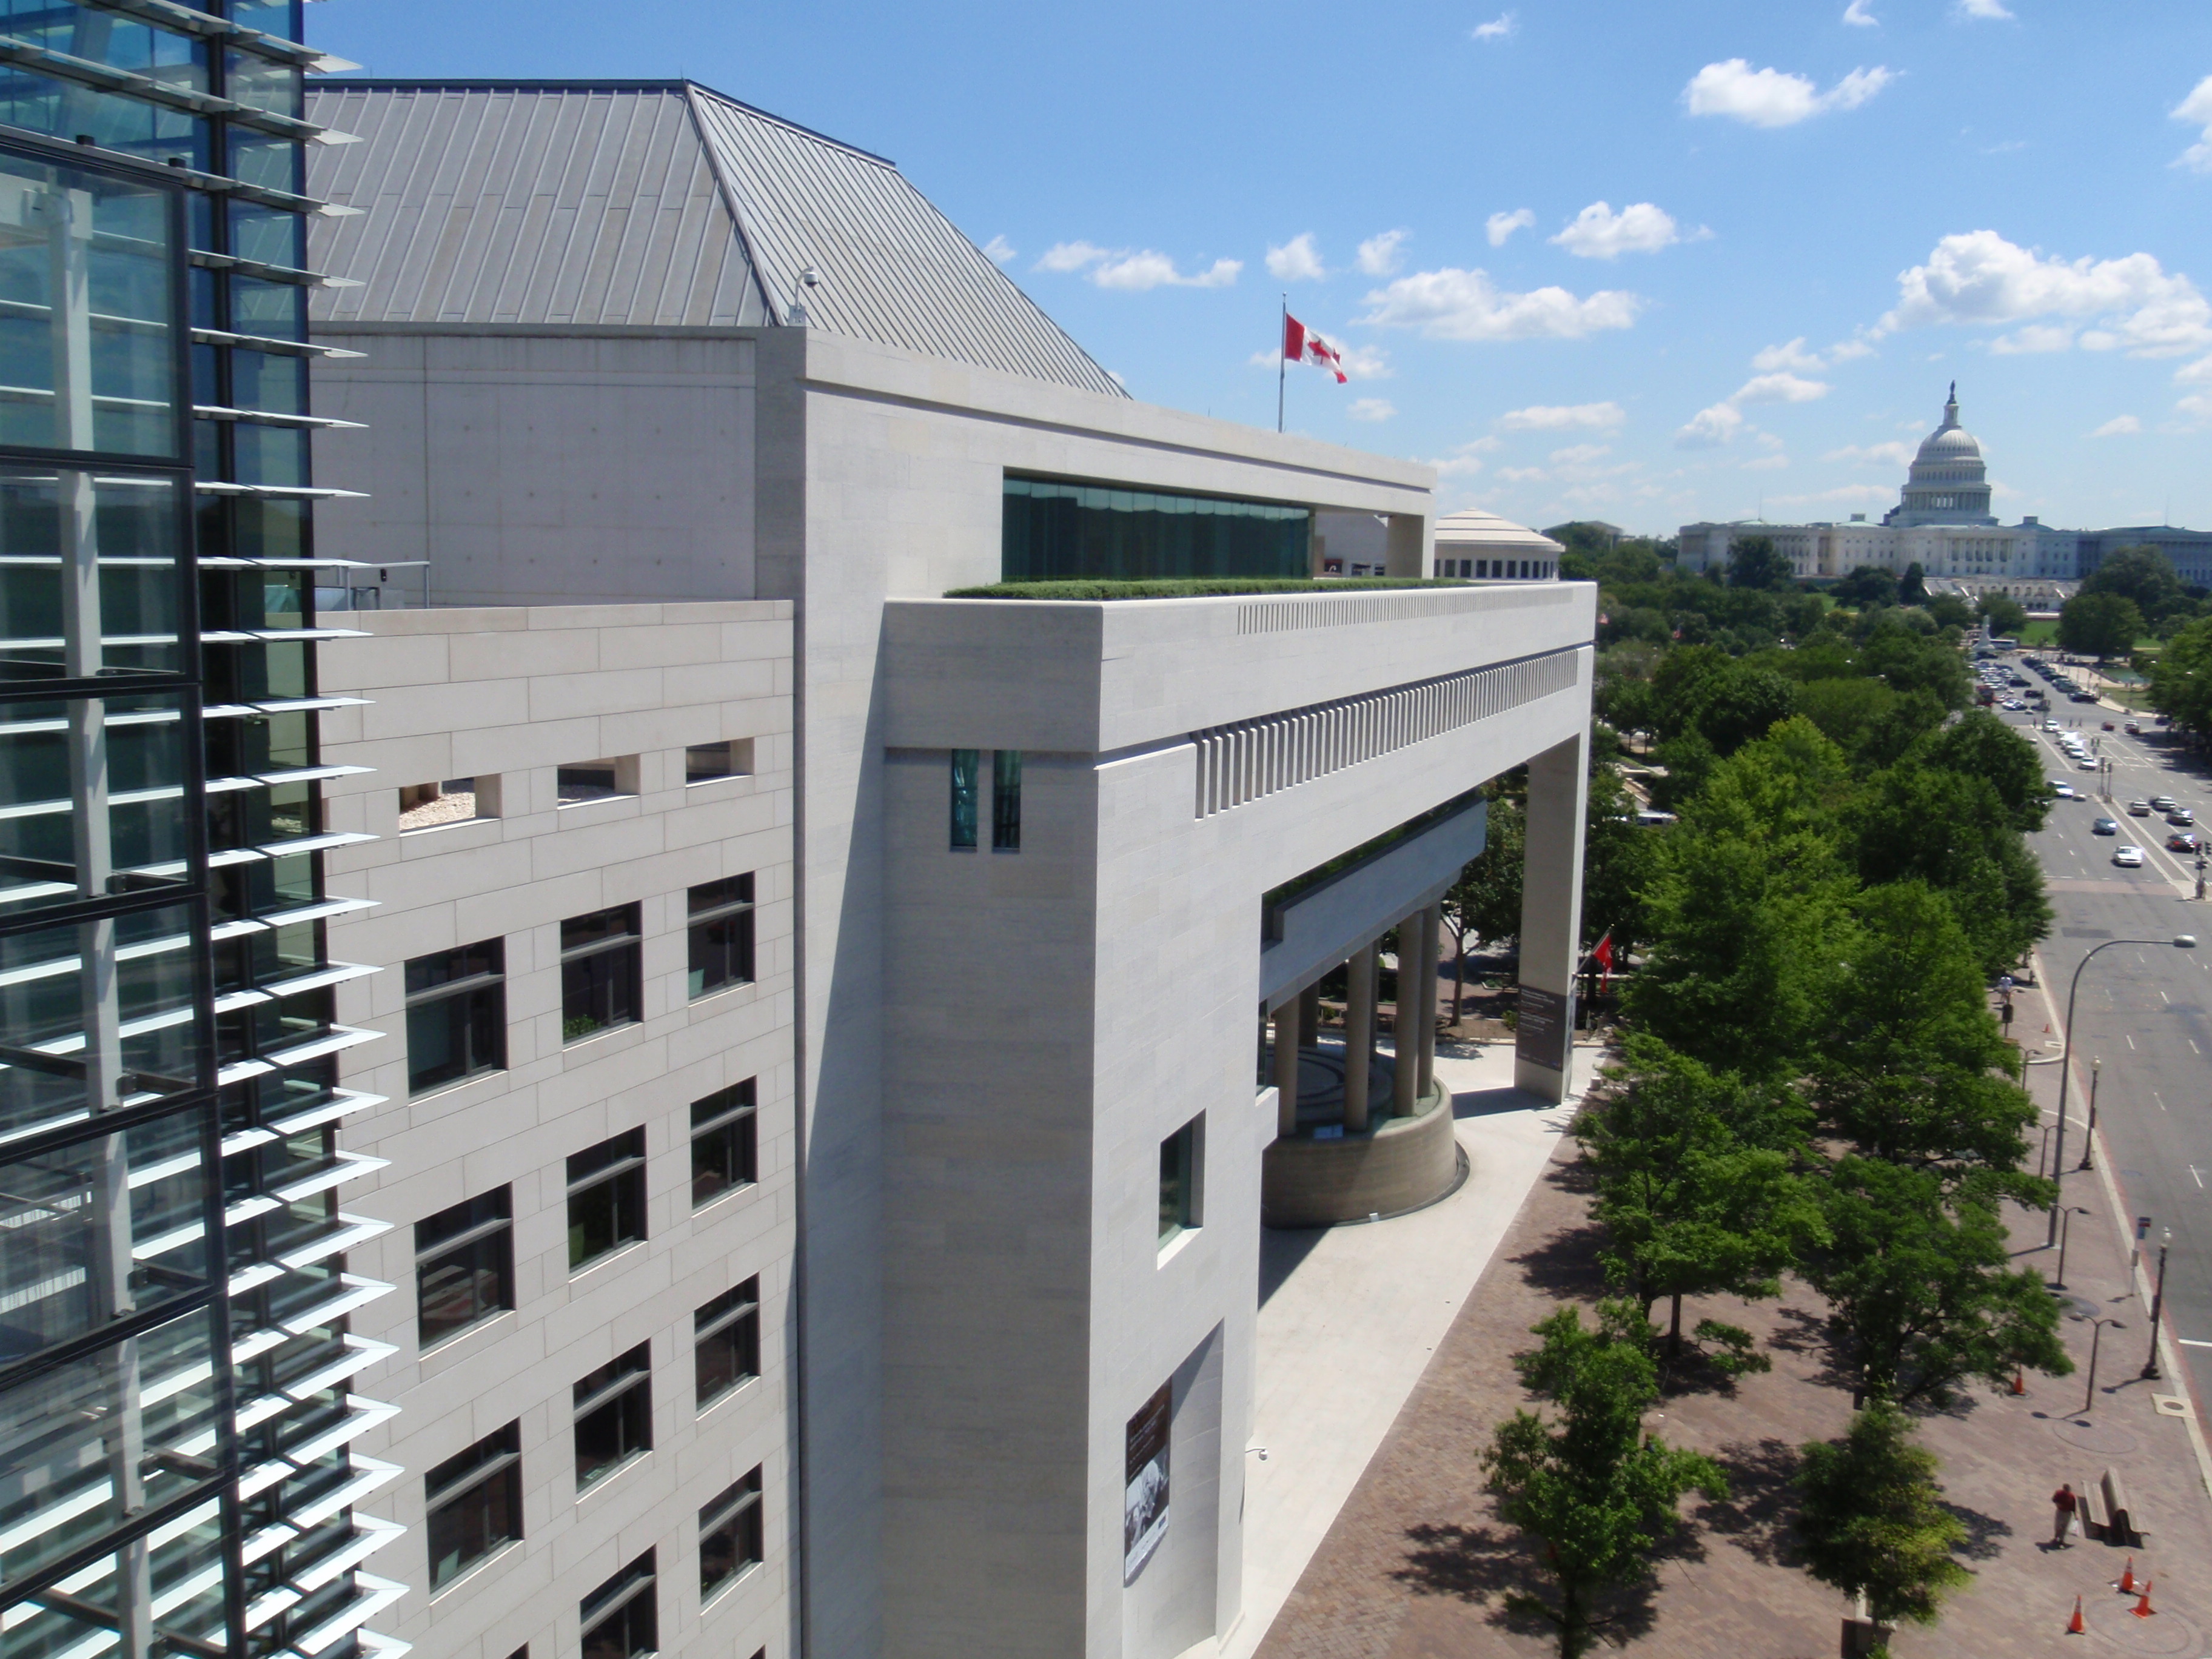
[2153,615,2212,736]
[1898,562,1928,605]
[1482,1304,1729,1658]
[1976,591,2029,637]
[1584,1038,1821,1363]
[1805,1160,2070,1407]
[2057,590,2144,660]
[1849,766,2051,977]
[1832,565,1899,609]
[1440,791,1523,1014]
[2082,544,2187,627]
[1727,535,1797,591]
[1795,1403,1971,1634]
[1696,666,1800,756]
[1581,763,1654,961]
[1924,593,1976,631]
[1909,711,2048,833]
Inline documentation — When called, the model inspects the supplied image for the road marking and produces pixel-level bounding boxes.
[2194,1039,2203,1055]
[2185,1338,2212,1349]
[2196,1166,2207,1189]
[2128,1033,2137,1050]
[2155,1091,2168,1112]
[2162,990,2171,1004]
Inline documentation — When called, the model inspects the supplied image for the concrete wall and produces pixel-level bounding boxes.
[318,602,797,1659]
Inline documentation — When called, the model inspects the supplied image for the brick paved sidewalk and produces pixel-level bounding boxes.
[1256,1125,2212,1659]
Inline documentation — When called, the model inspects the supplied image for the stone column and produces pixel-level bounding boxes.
[1515,730,1590,1101]
[1272,997,1300,1139]
[1344,945,1376,1133]
[1383,511,1431,578]
[1298,982,1321,1048]
[1416,903,1441,1096]
[1392,913,1422,1119]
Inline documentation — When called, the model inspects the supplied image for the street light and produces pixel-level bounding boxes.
[2048,935,2197,1247]
[2051,1204,2090,1290]
[2142,1229,2173,1381]
[2083,1315,2127,1417]
[2075,1059,2100,1173]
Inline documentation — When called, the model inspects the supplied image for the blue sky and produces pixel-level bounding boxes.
[315,0,2212,538]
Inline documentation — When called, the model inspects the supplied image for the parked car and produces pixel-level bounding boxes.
[2093,817,2119,834]
[2128,799,2152,815]
[2114,846,2145,868]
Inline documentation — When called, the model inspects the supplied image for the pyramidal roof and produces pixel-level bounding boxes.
[303,79,1126,398]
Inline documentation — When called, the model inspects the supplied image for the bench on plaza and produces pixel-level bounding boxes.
[2081,1467,2146,1547]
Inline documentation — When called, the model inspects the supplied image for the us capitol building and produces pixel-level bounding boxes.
[1677,384,2212,603]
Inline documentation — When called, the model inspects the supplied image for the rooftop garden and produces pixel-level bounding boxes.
[942,577,1477,600]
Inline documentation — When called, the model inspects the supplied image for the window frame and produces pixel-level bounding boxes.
[690,1079,758,1208]
[572,1340,654,1492]
[1159,1114,1203,1245]
[685,874,756,1001]
[560,902,643,1042]
[403,937,507,1095]
[685,739,752,785]
[694,1276,761,1410]
[949,748,979,850]
[424,1419,523,1591]
[579,1549,659,1659]
[414,1187,515,1348]
[991,750,1022,853]
[566,1127,647,1273]
[699,1468,765,1603]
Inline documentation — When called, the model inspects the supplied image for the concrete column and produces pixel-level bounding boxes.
[1391,913,1422,1119]
[1272,998,1300,1139]
[1416,903,1441,1096]
[1515,729,1590,1101]
[1298,982,1321,1048]
[1383,511,1430,578]
[1344,945,1376,1133]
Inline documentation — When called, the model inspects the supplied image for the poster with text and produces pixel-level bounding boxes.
[1123,1382,1171,1585]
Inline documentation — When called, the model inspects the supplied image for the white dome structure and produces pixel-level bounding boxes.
[1432,509,1564,580]
[1885,383,1996,527]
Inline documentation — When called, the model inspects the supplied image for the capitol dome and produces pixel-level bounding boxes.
[1885,383,1997,527]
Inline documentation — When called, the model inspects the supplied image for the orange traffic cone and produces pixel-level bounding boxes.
[2132,1581,2156,1618]
[2011,1369,2027,1396]
[2069,1594,2087,1634]
[2117,1557,2137,1594]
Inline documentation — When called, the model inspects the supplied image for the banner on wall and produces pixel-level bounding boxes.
[1122,1382,1172,1585]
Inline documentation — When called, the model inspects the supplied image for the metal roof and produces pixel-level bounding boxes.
[304,80,1126,397]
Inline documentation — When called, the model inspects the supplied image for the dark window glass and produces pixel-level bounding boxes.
[691,1080,757,1207]
[1001,475,1310,581]
[404,939,506,1094]
[561,904,641,1041]
[580,1550,657,1659]
[699,1469,764,1600]
[993,751,1022,852]
[1159,1118,1200,1242]
[687,875,754,1000]
[695,1277,760,1409]
[574,1343,653,1491]
[685,740,750,783]
[415,1189,514,1346]
[425,1421,521,1589]
[567,1128,646,1270]
[950,749,979,850]
[557,757,628,805]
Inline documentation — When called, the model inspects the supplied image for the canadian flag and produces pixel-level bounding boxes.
[1590,932,1616,994]
[1283,313,1347,383]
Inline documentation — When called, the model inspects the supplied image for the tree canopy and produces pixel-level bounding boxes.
[1795,1403,1971,1630]
[1726,535,1797,591]
[2057,590,2144,659]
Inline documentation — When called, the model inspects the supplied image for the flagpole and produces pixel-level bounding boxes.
[1277,293,1287,433]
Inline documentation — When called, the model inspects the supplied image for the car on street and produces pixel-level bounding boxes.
[2094,817,2120,834]
[2170,832,2200,852]
[2126,720,2142,734]
[2102,721,2116,731]
[2128,799,2152,814]
[2079,757,2102,771]
[2171,807,2196,825]
[2052,782,2078,799]
[2045,719,2062,731]
[2115,846,2145,867]
[2153,795,2177,811]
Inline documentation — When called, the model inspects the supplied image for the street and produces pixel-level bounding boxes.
[2002,687,2212,1413]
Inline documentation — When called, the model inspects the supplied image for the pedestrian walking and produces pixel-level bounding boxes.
[2051,1483,2077,1547]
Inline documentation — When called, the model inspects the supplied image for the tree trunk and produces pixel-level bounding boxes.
[1668,1293,1684,1359]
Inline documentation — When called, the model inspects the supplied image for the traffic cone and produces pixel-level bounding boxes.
[2069,1594,2086,1634]
[2117,1557,2137,1594]
[2011,1369,2027,1396]
[2132,1581,2156,1618]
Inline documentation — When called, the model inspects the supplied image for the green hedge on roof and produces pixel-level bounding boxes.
[942,577,1478,600]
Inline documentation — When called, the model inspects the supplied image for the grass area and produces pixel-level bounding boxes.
[2019,618,2059,645]
[942,577,1474,600]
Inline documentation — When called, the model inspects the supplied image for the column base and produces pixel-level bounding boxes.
[1261,1059,1463,1228]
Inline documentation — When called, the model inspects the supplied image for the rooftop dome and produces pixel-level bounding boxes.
[1433,508,1563,555]
[1885,383,1996,528]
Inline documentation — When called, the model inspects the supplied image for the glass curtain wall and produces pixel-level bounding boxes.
[0,6,399,1657]
[1001,474,1313,582]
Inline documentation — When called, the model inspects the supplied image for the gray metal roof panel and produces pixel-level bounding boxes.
[304,80,1125,398]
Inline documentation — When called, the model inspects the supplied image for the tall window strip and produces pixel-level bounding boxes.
[699,1469,765,1601]
[686,874,755,1000]
[691,1079,758,1206]
[695,1276,762,1409]
[574,1342,654,1491]
[580,1549,659,1658]
[415,1188,514,1347]
[424,1421,522,1589]
[992,749,1022,851]
[949,748,980,849]
[1191,648,1583,819]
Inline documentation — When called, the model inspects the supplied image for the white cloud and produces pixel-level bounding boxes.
[1989,323,2075,354]
[1036,241,1108,272]
[1752,337,1823,372]
[2178,354,2212,386]
[1743,452,1792,471]
[1549,443,1610,464]
[1485,209,1536,248]
[1092,250,1241,290]
[1826,338,1876,361]
[1550,201,1680,260]
[1472,11,1515,40]
[1497,401,1626,431]
[1823,440,1914,466]
[1356,230,1409,276]
[1843,0,1878,24]
[1735,372,1830,404]
[1358,269,1642,340]
[1878,230,2212,357]
[2090,415,2142,437]
[1348,397,1395,422]
[1955,0,2012,17]
[981,235,1016,264]
[1336,342,1392,381]
[1432,436,1500,477]
[1675,403,1745,448]
[1266,233,1326,282]
[1771,484,1894,509]
[1683,58,1895,128]
[1498,466,1547,483]
[2174,75,2212,174]
[2177,394,2212,427]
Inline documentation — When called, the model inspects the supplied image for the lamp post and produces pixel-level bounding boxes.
[2051,1205,2089,1291]
[2076,1059,2100,1173]
[2083,1315,2127,1417]
[2048,936,2197,1248]
[2141,1230,2173,1381]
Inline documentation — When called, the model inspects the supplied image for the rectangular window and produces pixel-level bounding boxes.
[949,749,980,850]
[415,1188,514,1347]
[992,751,1022,853]
[686,739,753,784]
[425,1420,521,1590]
[687,875,756,999]
[1476,559,1489,578]
[568,1128,646,1271]
[695,1277,761,1409]
[1001,475,1311,581]
[1159,1116,1202,1244]
[404,938,506,1094]
[561,903,642,1041]
[580,1550,657,1659]
[691,1080,757,1207]
[558,756,636,806]
[574,1342,654,1491]
[699,1469,765,1601]
[399,776,498,832]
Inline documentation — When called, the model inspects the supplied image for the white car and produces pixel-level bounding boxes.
[2045,719,2062,731]
[2114,845,2145,867]
[2050,781,2077,799]
[2078,757,2102,771]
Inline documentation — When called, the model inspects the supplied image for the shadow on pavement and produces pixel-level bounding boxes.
[1700,1437,1805,1567]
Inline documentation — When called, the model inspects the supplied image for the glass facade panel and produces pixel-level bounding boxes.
[0,467,189,677]
[993,750,1021,852]
[0,690,193,913]
[948,748,977,849]
[426,1420,522,1589]
[573,1343,652,1490]
[690,1079,756,1207]
[416,1187,514,1347]
[1002,474,1311,581]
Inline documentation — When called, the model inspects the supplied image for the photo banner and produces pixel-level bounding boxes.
[1122,1382,1171,1585]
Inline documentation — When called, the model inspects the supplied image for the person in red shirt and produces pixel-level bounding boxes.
[2051,1483,2077,1547]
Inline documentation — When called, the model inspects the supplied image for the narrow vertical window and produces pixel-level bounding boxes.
[1158,1115,1202,1244]
[580,1550,657,1657]
[573,1342,654,1490]
[992,750,1022,852]
[950,749,979,850]
[699,1469,765,1601]
[424,1420,522,1589]
[694,1277,761,1408]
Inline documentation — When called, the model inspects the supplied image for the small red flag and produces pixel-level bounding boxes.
[1591,932,1615,994]
[1283,312,1347,382]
